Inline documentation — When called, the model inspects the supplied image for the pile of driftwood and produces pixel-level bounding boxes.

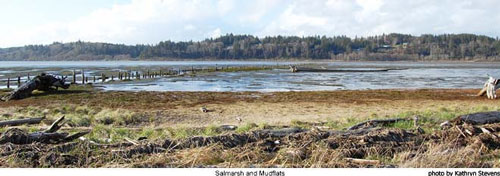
[0,116,89,145]
[1,73,70,101]
[2,111,500,167]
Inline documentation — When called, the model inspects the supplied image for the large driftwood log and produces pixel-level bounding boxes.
[347,118,407,130]
[0,116,89,145]
[1,73,70,101]
[477,76,499,99]
[456,111,500,125]
[0,117,45,127]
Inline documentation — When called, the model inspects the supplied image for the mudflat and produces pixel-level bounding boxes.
[0,87,495,126]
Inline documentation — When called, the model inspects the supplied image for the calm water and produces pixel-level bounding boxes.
[1,61,499,91]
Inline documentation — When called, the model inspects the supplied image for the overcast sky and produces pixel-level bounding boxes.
[0,0,499,48]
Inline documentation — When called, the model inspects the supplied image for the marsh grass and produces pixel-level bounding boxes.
[235,123,258,133]
[3,88,500,167]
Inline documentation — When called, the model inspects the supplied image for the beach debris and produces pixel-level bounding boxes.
[347,118,407,130]
[0,116,89,145]
[0,117,45,127]
[236,117,242,123]
[219,125,238,131]
[455,111,500,125]
[477,76,500,99]
[289,65,298,72]
[440,121,452,129]
[200,107,209,113]
[124,138,139,145]
[1,73,70,101]
[344,158,380,165]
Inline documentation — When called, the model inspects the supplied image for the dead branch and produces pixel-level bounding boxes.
[455,126,467,137]
[344,158,380,165]
[124,138,139,145]
[0,117,45,127]
[44,116,66,133]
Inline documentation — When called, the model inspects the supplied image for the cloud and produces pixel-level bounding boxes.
[260,0,500,37]
[209,28,222,38]
[1,0,500,47]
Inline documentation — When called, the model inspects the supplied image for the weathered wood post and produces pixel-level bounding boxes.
[136,71,140,79]
[27,73,30,80]
[111,75,114,81]
[72,70,76,84]
[17,76,21,87]
[119,72,122,80]
[93,76,96,83]
[159,70,163,77]
[81,69,85,84]
[7,77,10,89]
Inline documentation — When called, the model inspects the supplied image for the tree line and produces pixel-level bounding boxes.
[1,33,500,61]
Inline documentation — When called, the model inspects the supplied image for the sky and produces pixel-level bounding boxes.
[0,0,499,48]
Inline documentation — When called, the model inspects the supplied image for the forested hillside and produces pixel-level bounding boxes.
[1,33,500,61]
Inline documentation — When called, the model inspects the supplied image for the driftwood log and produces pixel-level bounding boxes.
[456,111,500,125]
[1,73,70,101]
[347,118,407,130]
[0,117,45,127]
[477,76,499,99]
[0,116,89,145]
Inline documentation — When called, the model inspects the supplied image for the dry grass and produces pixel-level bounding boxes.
[2,87,500,168]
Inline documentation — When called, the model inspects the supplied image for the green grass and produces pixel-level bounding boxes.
[321,105,500,132]
[235,123,258,133]
[202,125,220,136]
[384,120,414,130]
